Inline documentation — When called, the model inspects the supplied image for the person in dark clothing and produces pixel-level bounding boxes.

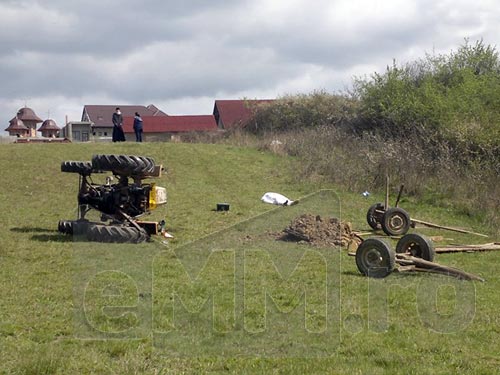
[112,107,126,142]
[133,112,143,142]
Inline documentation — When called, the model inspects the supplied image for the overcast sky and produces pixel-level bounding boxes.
[1,0,499,131]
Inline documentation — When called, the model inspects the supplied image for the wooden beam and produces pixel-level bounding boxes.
[395,254,485,282]
[435,243,500,253]
[411,218,489,237]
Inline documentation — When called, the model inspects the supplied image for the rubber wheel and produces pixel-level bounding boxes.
[367,203,384,230]
[356,238,396,278]
[86,224,149,243]
[381,207,411,236]
[61,161,93,175]
[91,154,155,176]
[58,220,73,234]
[58,220,91,235]
[396,233,435,262]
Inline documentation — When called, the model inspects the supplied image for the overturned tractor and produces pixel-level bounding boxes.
[58,154,167,243]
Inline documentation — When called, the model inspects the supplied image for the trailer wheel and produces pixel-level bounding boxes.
[396,233,435,262]
[356,238,395,278]
[91,154,155,176]
[367,203,384,230]
[86,224,149,243]
[61,161,93,175]
[381,207,410,236]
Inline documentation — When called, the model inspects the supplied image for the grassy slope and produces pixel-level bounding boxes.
[0,143,498,374]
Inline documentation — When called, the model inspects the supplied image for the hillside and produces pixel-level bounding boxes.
[0,143,499,374]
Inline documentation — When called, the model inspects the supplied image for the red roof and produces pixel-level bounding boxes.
[82,105,168,127]
[213,99,274,129]
[123,115,217,133]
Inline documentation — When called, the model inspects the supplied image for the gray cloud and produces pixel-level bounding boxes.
[1,0,499,130]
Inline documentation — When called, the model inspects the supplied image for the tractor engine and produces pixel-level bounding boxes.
[79,177,149,217]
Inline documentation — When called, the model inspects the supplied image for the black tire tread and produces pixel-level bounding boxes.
[58,220,91,236]
[91,154,155,176]
[61,161,93,175]
[86,224,149,243]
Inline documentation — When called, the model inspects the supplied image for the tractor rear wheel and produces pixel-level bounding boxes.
[61,161,93,175]
[58,220,90,236]
[86,224,149,243]
[91,154,155,176]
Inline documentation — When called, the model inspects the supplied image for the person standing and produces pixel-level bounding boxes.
[112,107,126,142]
[133,112,143,142]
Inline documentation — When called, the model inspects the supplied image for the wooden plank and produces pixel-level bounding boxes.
[435,243,500,253]
[385,175,390,210]
[411,218,489,237]
[395,254,484,282]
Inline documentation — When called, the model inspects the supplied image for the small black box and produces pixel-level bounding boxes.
[217,203,230,211]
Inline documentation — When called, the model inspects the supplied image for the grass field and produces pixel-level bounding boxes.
[0,142,499,374]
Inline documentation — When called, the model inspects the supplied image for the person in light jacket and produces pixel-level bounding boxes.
[133,112,143,142]
[112,107,126,142]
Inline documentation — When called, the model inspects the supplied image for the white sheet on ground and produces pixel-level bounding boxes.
[261,192,295,206]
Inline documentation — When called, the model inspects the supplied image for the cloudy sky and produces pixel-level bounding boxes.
[1,0,499,131]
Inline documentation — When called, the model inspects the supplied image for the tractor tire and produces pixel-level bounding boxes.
[396,233,435,262]
[91,154,155,176]
[381,207,411,236]
[367,202,384,230]
[61,161,93,175]
[86,224,149,243]
[58,220,91,236]
[58,220,73,234]
[355,238,395,278]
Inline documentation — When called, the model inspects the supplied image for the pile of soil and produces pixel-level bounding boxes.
[283,214,356,247]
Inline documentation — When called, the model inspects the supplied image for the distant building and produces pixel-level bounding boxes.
[5,117,30,137]
[81,104,168,128]
[60,121,103,142]
[10,107,43,137]
[122,115,218,142]
[38,119,60,138]
[60,104,169,142]
[213,100,274,129]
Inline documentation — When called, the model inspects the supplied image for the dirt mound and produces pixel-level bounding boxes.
[283,214,356,247]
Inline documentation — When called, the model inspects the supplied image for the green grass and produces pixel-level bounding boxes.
[0,142,499,374]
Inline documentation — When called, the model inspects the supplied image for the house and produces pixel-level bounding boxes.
[37,119,60,138]
[213,99,274,129]
[7,107,43,137]
[60,121,94,142]
[81,104,168,127]
[122,115,218,142]
[5,117,30,137]
[60,104,169,142]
